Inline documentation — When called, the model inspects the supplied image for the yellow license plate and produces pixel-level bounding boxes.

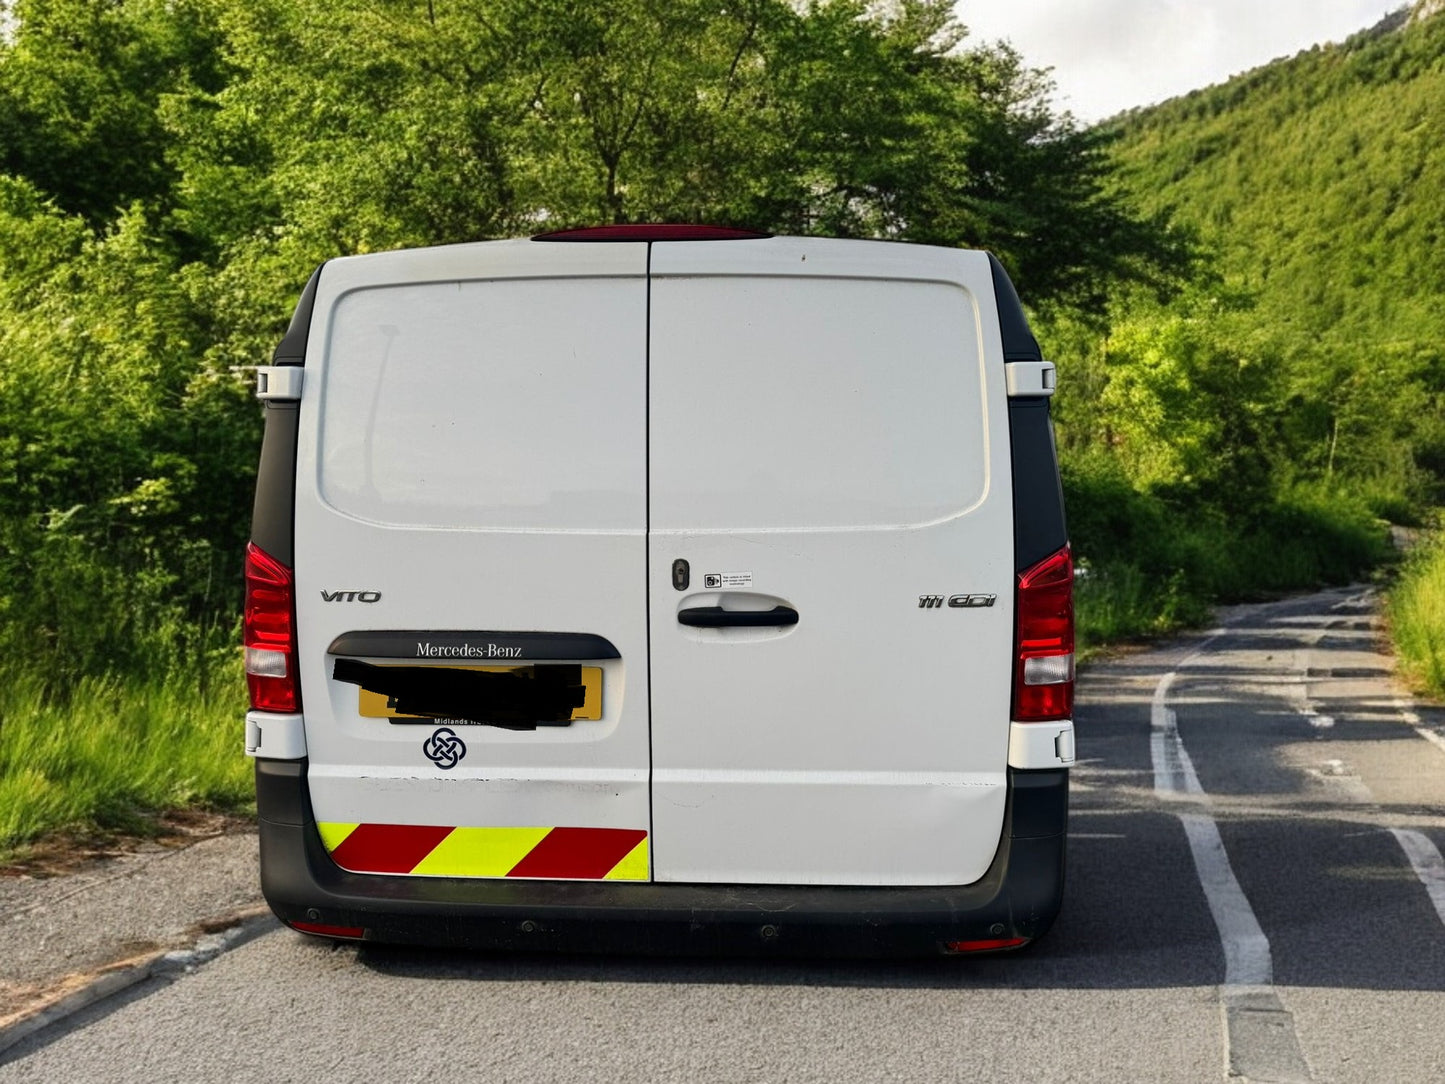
[357,665,603,721]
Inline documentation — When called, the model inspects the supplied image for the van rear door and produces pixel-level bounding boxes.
[647,239,1015,886]
[292,241,652,882]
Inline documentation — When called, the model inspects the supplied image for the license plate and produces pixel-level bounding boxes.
[356,665,603,722]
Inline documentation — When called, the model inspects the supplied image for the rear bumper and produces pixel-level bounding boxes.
[256,760,1067,958]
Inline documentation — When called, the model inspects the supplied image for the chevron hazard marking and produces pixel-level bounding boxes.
[411,826,552,878]
[318,823,649,880]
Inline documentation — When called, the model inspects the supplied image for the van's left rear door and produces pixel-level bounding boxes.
[292,240,652,883]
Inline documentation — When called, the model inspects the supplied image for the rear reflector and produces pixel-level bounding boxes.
[532,224,771,242]
[942,937,1029,954]
[244,542,300,713]
[289,921,365,940]
[1013,545,1074,722]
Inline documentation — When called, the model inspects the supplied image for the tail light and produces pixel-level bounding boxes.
[1013,544,1074,721]
[942,937,1029,954]
[244,542,300,712]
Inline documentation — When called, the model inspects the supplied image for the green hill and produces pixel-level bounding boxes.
[1099,2,1445,507]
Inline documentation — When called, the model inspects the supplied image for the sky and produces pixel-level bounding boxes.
[956,1,1412,122]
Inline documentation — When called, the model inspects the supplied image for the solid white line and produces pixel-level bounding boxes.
[1390,828,1445,929]
[1179,814,1273,987]
[1151,631,1273,989]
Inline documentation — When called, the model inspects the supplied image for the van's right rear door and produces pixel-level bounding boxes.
[646,238,1016,887]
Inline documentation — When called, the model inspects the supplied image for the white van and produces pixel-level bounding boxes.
[243,225,1074,957]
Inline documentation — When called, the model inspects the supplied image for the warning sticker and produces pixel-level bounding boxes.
[702,571,753,589]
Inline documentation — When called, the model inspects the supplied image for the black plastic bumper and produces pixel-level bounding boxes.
[256,760,1067,958]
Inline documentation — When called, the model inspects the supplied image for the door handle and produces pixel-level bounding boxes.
[677,605,799,628]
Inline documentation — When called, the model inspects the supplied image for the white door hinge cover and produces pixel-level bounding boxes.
[1005,360,1057,398]
[256,366,304,401]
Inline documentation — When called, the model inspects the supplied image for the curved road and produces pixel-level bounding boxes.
[4,586,1444,1082]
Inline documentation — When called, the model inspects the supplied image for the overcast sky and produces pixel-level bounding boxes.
[956,1,1411,122]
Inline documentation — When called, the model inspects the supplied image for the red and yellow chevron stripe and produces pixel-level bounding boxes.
[317,822,649,881]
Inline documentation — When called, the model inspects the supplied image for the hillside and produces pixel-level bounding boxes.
[1099,2,1445,504]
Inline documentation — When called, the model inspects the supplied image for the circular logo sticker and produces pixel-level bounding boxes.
[423,727,466,770]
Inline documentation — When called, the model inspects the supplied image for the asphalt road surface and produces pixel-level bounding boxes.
[4,585,1444,1083]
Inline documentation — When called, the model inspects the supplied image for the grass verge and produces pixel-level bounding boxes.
[0,653,252,858]
[1387,529,1445,700]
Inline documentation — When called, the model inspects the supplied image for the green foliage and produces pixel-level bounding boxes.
[1388,528,1445,699]
[1105,8,1445,512]
[0,654,252,854]
[0,177,254,681]
[1065,457,1391,650]
[0,0,225,225]
[155,0,1185,303]
[1050,7,1444,651]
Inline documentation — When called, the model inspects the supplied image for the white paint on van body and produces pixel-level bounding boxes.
[648,240,1014,885]
[294,241,653,838]
[292,237,1019,885]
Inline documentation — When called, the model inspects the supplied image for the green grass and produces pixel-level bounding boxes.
[0,653,252,856]
[1075,564,1210,659]
[1387,530,1445,700]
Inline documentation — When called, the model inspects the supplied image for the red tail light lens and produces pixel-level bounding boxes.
[244,542,300,712]
[942,937,1029,954]
[1013,545,1074,721]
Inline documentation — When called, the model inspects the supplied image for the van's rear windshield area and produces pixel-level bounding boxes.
[317,278,646,531]
[649,275,988,531]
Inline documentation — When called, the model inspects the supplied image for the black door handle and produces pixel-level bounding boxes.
[677,605,799,628]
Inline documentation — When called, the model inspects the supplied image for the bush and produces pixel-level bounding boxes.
[1388,529,1445,700]
[1064,460,1392,652]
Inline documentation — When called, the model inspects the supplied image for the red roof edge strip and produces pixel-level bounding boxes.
[532,224,772,242]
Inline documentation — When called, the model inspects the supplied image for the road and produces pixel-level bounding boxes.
[4,585,1444,1082]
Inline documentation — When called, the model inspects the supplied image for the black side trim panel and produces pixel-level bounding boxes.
[988,253,1043,362]
[272,265,323,364]
[1008,399,1069,572]
[250,267,322,561]
[250,402,300,564]
[990,256,1067,572]
[255,763,1067,958]
[327,630,622,660]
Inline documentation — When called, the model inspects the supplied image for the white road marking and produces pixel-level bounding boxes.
[1393,697,1445,757]
[1151,627,1311,1081]
[1177,813,1273,987]
[1148,589,1443,1081]
[1152,659,1272,987]
[1390,829,1445,929]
